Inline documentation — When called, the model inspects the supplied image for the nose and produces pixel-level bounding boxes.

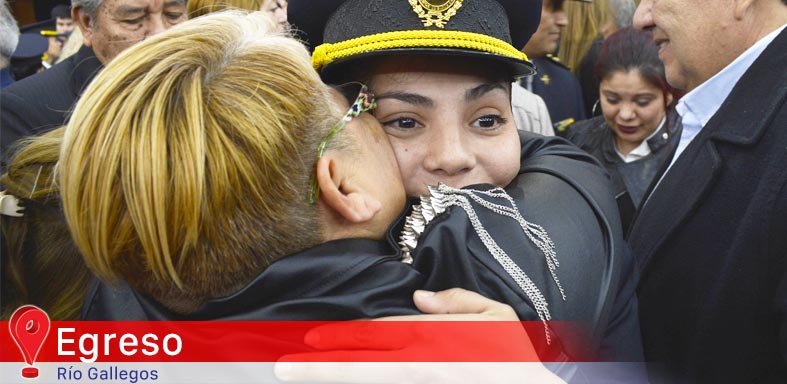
[554,10,568,28]
[619,104,637,121]
[633,0,654,30]
[275,8,287,24]
[423,126,476,178]
[148,17,167,37]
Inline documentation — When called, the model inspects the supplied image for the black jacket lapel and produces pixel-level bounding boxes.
[629,141,721,271]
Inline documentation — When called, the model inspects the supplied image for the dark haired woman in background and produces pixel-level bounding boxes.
[565,26,682,232]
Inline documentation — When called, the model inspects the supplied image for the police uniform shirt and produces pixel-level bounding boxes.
[521,55,587,134]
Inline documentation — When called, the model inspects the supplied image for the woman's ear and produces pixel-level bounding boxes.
[316,156,381,224]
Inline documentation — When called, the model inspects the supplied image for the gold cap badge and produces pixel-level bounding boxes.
[409,0,464,28]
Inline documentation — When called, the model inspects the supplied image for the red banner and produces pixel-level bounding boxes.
[1,321,589,363]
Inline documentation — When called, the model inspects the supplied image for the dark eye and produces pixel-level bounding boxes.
[636,99,654,107]
[472,115,507,130]
[382,117,419,129]
[123,17,144,25]
[166,12,184,21]
[605,97,620,105]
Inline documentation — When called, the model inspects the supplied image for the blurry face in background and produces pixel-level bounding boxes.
[46,37,63,63]
[599,69,671,155]
[265,0,288,31]
[77,0,187,64]
[56,17,75,34]
[368,57,520,196]
[521,0,568,58]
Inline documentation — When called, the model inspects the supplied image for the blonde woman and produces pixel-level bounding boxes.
[559,0,612,117]
[62,10,412,318]
[558,0,615,73]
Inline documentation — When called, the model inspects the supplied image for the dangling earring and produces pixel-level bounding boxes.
[592,99,601,117]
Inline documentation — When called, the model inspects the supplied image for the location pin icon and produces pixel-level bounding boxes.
[9,305,51,379]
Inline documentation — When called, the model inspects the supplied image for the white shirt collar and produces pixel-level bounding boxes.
[648,23,786,206]
[676,23,787,136]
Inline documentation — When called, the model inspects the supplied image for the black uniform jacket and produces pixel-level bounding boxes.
[566,110,683,232]
[0,45,102,165]
[83,132,643,364]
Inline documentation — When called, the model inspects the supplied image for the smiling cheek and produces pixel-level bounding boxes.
[485,137,520,187]
[599,95,616,120]
[640,106,665,134]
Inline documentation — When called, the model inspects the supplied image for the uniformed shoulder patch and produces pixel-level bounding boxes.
[546,54,570,70]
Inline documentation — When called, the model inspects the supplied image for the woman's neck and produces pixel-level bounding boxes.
[615,138,640,157]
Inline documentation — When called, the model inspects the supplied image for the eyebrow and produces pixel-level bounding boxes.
[465,83,507,102]
[116,2,183,16]
[115,5,146,17]
[601,90,658,98]
[375,91,435,108]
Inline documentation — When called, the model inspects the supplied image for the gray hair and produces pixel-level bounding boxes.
[0,0,19,68]
[72,0,187,18]
[71,0,102,17]
[610,0,636,29]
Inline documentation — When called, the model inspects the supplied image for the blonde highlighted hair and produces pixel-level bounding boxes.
[558,0,614,73]
[60,11,339,313]
[187,0,266,18]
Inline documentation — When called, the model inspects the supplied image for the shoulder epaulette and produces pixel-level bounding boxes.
[546,54,571,70]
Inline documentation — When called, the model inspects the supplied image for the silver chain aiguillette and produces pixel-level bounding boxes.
[400,183,564,344]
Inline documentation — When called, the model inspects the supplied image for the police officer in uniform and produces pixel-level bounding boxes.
[290,0,645,380]
[8,33,48,82]
[520,0,588,135]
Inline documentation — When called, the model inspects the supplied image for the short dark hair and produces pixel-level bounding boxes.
[594,26,672,98]
[50,4,71,20]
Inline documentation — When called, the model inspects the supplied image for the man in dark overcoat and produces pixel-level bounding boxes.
[631,0,787,382]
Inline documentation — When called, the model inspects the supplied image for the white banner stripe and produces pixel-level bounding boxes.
[0,362,647,383]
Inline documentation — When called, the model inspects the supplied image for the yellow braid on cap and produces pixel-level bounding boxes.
[312,30,529,72]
